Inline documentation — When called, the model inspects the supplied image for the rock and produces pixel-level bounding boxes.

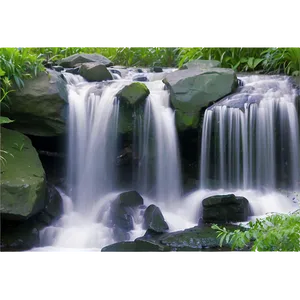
[35,183,63,225]
[163,67,238,114]
[52,65,64,72]
[79,62,113,82]
[109,68,122,77]
[0,128,46,221]
[116,190,144,207]
[143,204,169,233]
[150,66,163,73]
[1,70,68,136]
[117,82,150,105]
[113,226,131,242]
[65,67,80,75]
[107,68,129,79]
[59,53,113,68]
[159,225,238,250]
[179,59,221,70]
[101,239,170,252]
[175,110,200,131]
[110,191,144,235]
[0,223,40,251]
[202,194,250,223]
[132,74,149,82]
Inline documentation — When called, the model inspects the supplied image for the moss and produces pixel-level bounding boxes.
[117,82,150,105]
[175,110,200,131]
[0,128,46,219]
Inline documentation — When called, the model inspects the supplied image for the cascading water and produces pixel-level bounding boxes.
[37,70,184,250]
[199,75,299,214]
[135,81,182,206]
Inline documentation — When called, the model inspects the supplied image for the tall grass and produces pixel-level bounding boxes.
[177,47,300,75]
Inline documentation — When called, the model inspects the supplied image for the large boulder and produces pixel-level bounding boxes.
[1,183,63,251]
[79,62,113,82]
[0,128,46,221]
[143,204,169,233]
[59,53,113,68]
[163,67,238,131]
[1,70,68,136]
[179,59,221,70]
[201,194,250,224]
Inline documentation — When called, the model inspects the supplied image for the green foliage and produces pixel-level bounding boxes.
[177,47,300,75]
[212,209,300,251]
[29,47,180,67]
[0,149,14,166]
[0,48,45,103]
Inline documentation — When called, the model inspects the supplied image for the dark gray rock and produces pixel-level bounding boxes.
[59,53,113,68]
[79,62,113,82]
[143,204,169,233]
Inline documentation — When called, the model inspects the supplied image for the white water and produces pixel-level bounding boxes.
[200,75,300,191]
[136,81,182,206]
[35,70,183,251]
[32,72,299,252]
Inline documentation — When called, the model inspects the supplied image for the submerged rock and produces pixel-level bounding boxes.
[59,53,113,68]
[109,191,144,239]
[132,74,149,82]
[0,128,46,221]
[143,204,169,233]
[201,194,250,224]
[79,62,113,82]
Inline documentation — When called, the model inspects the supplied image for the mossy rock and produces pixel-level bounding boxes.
[117,82,150,105]
[0,70,67,136]
[175,110,200,131]
[143,204,169,233]
[0,128,46,220]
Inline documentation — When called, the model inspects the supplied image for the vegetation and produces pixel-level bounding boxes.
[212,190,300,252]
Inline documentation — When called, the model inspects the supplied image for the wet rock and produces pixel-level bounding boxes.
[202,194,250,224]
[52,65,64,72]
[101,240,170,256]
[143,204,169,233]
[117,82,150,105]
[132,74,149,82]
[79,62,113,82]
[110,191,144,238]
[65,67,80,75]
[150,66,163,73]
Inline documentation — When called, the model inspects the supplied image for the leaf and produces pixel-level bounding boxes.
[253,58,264,68]
[0,116,14,124]
[0,68,5,76]
[219,234,226,247]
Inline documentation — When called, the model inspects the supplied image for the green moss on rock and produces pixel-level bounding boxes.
[117,82,150,105]
[0,128,46,220]
[175,110,200,131]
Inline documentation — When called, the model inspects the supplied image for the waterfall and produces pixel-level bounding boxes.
[135,81,182,206]
[200,75,300,191]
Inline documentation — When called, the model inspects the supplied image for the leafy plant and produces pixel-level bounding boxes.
[0,149,14,166]
[212,209,300,251]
